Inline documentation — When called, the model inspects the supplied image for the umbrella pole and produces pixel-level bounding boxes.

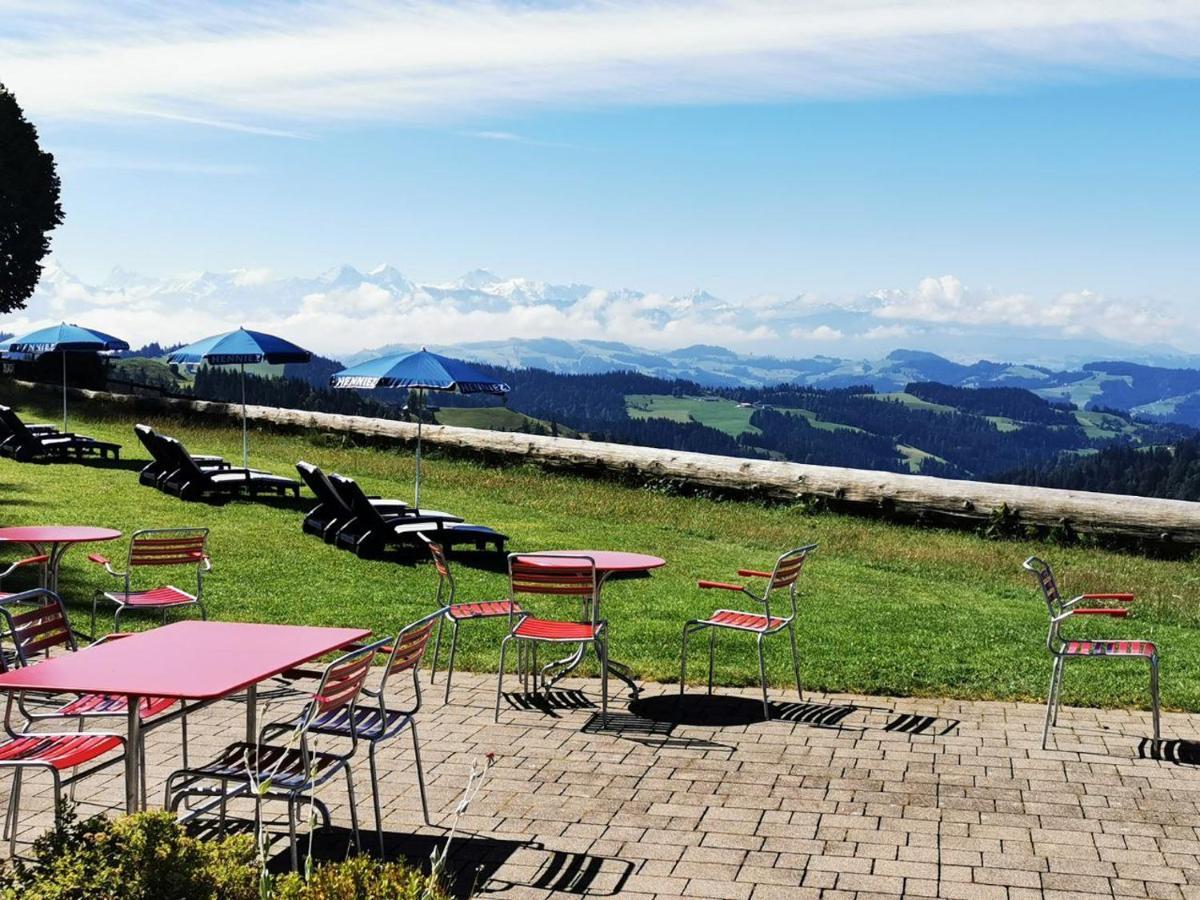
[240,362,248,470]
[61,352,68,432]
[414,389,422,508]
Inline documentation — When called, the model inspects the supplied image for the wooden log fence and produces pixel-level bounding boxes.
[16,380,1200,545]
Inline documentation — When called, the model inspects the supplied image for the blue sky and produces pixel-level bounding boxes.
[3,1,1200,357]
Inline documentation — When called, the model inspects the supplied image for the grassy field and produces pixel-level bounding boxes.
[3,382,1200,712]
[626,394,761,436]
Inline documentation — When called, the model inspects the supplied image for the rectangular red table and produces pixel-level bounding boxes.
[0,620,370,814]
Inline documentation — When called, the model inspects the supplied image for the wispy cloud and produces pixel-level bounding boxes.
[2,1,1198,134]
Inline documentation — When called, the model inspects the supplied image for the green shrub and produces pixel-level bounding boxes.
[0,807,259,900]
[274,855,451,900]
[0,808,449,900]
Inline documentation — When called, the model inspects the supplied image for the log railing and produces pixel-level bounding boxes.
[18,381,1200,545]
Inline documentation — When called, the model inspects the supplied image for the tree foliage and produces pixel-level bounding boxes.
[0,83,63,313]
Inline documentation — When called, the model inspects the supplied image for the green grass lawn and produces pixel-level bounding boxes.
[4,382,1200,713]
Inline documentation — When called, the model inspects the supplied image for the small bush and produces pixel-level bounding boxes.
[0,807,258,900]
[0,808,450,900]
[274,855,452,900]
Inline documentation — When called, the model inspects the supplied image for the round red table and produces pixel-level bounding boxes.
[0,526,122,593]
[515,550,667,695]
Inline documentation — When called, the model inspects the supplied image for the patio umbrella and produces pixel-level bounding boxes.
[168,327,312,469]
[0,323,129,431]
[329,348,510,506]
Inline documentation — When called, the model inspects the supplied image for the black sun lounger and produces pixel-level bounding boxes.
[157,436,300,502]
[134,424,230,487]
[295,461,409,542]
[330,473,507,557]
[0,405,121,462]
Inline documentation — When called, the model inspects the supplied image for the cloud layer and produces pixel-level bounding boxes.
[0,262,1189,366]
[3,1,1199,131]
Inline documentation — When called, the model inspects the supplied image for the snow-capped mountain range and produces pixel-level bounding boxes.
[4,260,1193,372]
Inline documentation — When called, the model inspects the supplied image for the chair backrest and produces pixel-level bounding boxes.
[269,642,380,775]
[134,424,166,462]
[757,544,818,622]
[509,554,599,624]
[330,475,390,530]
[0,406,33,444]
[1023,556,1064,617]
[372,611,441,717]
[127,528,209,570]
[296,461,352,516]
[423,539,456,605]
[162,437,210,483]
[0,589,78,668]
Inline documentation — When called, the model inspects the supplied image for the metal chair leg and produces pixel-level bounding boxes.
[444,620,461,704]
[430,616,445,685]
[345,767,361,852]
[756,633,770,720]
[368,743,384,857]
[1042,657,1062,748]
[679,625,690,700]
[287,799,299,871]
[707,628,716,695]
[788,621,803,700]
[1052,659,1066,725]
[599,635,609,726]
[1151,656,1162,742]
[495,636,510,722]
[410,722,431,825]
[8,769,22,857]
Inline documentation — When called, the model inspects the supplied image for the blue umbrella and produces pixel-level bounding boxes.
[330,349,509,505]
[0,323,129,431]
[168,327,312,468]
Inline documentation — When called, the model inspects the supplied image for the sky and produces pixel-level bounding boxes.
[2,1,1199,358]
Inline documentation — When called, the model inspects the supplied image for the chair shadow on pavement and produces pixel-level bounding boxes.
[1139,738,1200,765]
[257,825,633,898]
[627,693,960,738]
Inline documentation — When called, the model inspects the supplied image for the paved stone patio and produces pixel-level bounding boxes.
[4,670,1200,898]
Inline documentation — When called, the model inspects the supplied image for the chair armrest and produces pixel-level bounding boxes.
[698,580,745,591]
[0,554,50,577]
[737,569,772,579]
[1073,608,1130,617]
[1082,593,1134,602]
[87,554,123,577]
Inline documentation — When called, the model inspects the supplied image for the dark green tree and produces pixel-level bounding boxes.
[0,83,63,313]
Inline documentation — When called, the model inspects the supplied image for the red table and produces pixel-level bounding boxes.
[0,526,122,593]
[516,550,666,694]
[0,620,369,814]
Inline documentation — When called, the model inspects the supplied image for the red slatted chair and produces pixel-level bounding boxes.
[682,544,818,719]
[0,590,128,855]
[425,538,520,703]
[89,527,210,634]
[1024,556,1159,748]
[309,611,441,853]
[165,641,381,871]
[0,588,188,807]
[494,554,606,724]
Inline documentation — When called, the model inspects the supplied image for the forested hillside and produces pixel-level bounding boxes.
[1007,437,1200,501]
[109,351,1199,496]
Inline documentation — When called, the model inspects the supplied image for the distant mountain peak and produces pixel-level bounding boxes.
[453,268,502,290]
[318,264,364,287]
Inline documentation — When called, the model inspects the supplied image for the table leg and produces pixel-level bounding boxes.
[126,696,141,815]
[245,684,257,745]
[48,542,67,594]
